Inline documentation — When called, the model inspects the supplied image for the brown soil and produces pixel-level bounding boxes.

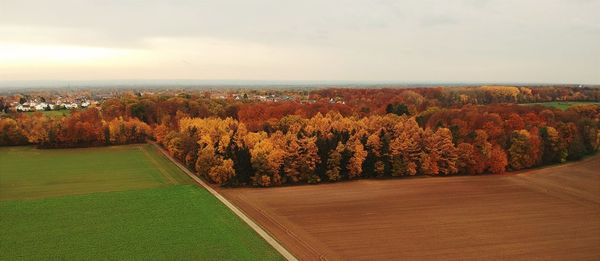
[218,155,600,261]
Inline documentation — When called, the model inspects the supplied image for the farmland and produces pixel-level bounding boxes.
[0,145,188,200]
[219,154,600,260]
[0,145,281,260]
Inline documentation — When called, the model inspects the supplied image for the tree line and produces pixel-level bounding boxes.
[158,104,598,186]
[1,86,598,187]
[0,109,151,147]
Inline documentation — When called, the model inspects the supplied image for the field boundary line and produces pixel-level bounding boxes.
[141,145,178,185]
[149,141,298,261]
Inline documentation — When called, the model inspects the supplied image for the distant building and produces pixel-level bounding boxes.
[65,103,78,109]
[35,102,48,111]
[16,104,31,112]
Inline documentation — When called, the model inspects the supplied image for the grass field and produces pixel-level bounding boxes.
[24,110,71,117]
[0,144,282,260]
[220,154,600,260]
[524,101,600,110]
[0,145,188,200]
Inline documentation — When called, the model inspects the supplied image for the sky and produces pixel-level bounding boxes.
[0,0,599,84]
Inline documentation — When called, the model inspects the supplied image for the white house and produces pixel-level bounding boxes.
[35,102,48,111]
[16,104,31,112]
[64,103,78,109]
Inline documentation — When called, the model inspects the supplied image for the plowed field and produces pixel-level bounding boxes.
[220,155,600,260]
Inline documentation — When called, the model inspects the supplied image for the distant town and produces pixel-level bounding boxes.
[13,99,94,112]
[0,87,353,114]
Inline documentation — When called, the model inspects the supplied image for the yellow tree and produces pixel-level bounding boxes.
[20,113,52,144]
[508,130,533,170]
[281,132,301,182]
[250,138,284,186]
[195,135,219,179]
[298,136,320,183]
[389,118,421,176]
[165,132,185,160]
[208,159,236,185]
[473,129,492,174]
[389,137,406,176]
[154,124,169,145]
[367,131,385,176]
[542,126,565,163]
[0,118,26,145]
[420,129,440,175]
[435,128,458,175]
[233,122,249,148]
[108,117,126,144]
[366,133,382,157]
[348,140,367,179]
[402,118,422,175]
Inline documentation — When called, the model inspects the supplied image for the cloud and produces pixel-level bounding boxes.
[0,0,598,83]
[420,15,459,27]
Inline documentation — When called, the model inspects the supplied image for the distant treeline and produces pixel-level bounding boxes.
[0,109,151,148]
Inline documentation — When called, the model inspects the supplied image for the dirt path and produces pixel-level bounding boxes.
[149,141,298,261]
[218,155,600,260]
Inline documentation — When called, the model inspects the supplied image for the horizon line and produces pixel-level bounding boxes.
[0,79,597,89]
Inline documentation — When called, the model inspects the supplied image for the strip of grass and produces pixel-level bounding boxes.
[0,144,190,200]
[24,110,71,117]
[0,185,282,260]
[523,101,600,110]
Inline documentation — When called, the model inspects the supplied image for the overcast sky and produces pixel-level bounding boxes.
[1,0,599,84]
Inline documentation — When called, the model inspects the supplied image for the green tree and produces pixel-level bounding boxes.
[326,142,344,181]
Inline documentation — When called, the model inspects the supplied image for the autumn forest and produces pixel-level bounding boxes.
[1,85,599,187]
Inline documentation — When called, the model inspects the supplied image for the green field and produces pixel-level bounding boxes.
[0,145,189,200]
[0,144,282,260]
[24,110,71,117]
[524,101,600,110]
